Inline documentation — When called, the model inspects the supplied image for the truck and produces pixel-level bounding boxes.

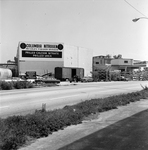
[54,67,84,82]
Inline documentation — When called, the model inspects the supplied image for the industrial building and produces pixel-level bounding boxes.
[17,42,93,77]
[93,55,112,71]
[92,55,148,81]
[92,55,112,81]
[93,55,148,72]
[1,42,147,81]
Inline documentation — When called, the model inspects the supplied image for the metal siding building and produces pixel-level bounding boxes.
[111,59,133,66]
[17,42,93,76]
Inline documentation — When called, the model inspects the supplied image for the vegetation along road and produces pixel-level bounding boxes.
[0,81,148,118]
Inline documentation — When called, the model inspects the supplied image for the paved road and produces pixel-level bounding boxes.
[0,81,148,118]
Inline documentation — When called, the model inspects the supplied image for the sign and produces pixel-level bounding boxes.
[22,50,62,58]
[25,71,36,79]
[20,42,63,51]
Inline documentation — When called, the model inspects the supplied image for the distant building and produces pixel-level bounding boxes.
[111,59,148,72]
[92,56,147,74]
[133,61,148,70]
[92,55,112,72]
[111,58,134,72]
[7,60,15,64]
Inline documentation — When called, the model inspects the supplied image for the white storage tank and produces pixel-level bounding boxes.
[0,68,12,79]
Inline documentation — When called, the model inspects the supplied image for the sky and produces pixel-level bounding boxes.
[0,0,148,63]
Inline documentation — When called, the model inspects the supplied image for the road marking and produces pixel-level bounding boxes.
[0,106,10,109]
[50,94,81,100]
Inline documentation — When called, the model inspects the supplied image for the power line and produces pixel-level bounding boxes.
[124,0,147,17]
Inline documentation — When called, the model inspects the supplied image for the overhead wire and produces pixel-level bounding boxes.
[124,0,147,17]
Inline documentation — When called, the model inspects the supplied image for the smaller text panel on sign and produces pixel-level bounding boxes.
[22,51,62,58]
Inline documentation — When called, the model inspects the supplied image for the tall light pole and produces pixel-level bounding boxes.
[132,16,148,78]
[132,17,148,22]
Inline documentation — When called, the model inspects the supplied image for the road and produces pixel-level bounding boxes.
[0,81,148,118]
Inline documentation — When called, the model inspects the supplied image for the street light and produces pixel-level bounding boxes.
[132,17,148,22]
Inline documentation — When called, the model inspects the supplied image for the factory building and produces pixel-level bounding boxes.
[17,42,93,77]
[92,55,147,73]
[111,58,142,72]
[93,55,112,71]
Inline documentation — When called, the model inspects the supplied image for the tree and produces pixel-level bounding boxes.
[113,54,122,59]
[106,54,112,58]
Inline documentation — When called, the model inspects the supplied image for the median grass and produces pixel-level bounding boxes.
[0,88,148,150]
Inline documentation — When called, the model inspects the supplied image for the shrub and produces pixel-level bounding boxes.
[141,84,148,91]
[0,116,27,150]
[0,81,33,90]
[0,81,13,90]
[13,81,33,89]
[1,130,27,150]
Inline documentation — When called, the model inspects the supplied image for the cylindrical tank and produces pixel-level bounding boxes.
[0,68,12,79]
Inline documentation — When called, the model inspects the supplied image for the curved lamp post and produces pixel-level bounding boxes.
[132,17,148,22]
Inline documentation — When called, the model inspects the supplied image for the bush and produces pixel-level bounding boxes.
[13,81,33,89]
[1,131,27,150]
[0,81,34,90]
[0,116,26,150]
[141,84,148,91]
[0,81,13,90]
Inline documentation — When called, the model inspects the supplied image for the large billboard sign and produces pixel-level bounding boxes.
[19,42,64,60]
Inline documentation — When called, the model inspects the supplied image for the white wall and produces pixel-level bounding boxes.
[63,45,79,67]
[63,44,93,76]
[78,47,93,76]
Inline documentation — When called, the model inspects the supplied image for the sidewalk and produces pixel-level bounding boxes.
[19,99,148,150]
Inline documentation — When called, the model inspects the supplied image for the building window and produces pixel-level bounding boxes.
[100,60,103,64]
[124,61,128,63]
[96,62,99,64]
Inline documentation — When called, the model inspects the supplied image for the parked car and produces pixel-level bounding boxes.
[120,76,128,81]
[42,77,60,84]
[27,79,36,83]
[81,77,93,82]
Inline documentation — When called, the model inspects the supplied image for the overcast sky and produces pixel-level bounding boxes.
[0,0,148,63]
